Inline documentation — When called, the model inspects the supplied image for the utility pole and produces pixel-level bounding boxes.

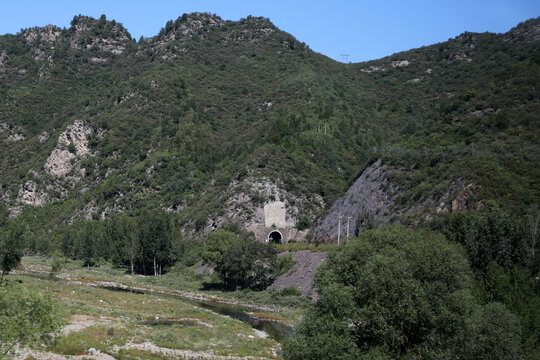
[346,216,352,243]
[338,215,343,245]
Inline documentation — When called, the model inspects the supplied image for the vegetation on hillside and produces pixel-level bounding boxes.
[0,14,537,240]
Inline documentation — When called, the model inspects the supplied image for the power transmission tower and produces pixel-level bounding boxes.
[340,54,350,63]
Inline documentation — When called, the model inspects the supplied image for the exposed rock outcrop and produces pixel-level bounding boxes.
[205,175,321,235]
[312,159,477,242]
[38,131,49,143]
[0,50,7,73]
[14,120,97,209]
[21,25,61,45]
[312,159,397,242]
[391,59,410,68]
[0,122,25,143]
[68,16,131,55]
[44,120,93,177]
[17,180,49,206]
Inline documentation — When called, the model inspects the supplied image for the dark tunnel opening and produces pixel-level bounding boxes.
[268,231,282,244]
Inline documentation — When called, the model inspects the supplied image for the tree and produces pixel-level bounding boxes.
[216,237,275,289]
[439,210,540,356]
[49,250,65,280]
[355,209,377,236]
[204,229,276,289]
[136,211,173,276]
[283,225,523,359]
[0,282,59,357]
[123,218,138,275]
[80,223,97,267]
[441,209,530,272]
[202,229,237,265]
[0,223,23,280]
[462,302,523,360]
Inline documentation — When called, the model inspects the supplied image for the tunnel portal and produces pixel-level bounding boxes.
[268,230,283,244]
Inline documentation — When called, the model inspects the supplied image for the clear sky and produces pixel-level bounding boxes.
[1,1,538,62]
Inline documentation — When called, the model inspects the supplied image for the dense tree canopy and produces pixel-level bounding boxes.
[283,226,524,359]
[203,229,277,289]
[440,209,535,273]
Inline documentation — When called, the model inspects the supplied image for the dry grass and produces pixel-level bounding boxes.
[9,268,282,359]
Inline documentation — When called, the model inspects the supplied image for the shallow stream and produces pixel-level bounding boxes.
[19,272,292,342]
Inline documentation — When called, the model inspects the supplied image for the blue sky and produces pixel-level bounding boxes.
[1,1,538,62]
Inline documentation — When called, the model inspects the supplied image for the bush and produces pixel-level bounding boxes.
[274,253,295,276]
[0,282,59,356]
[280,286,301,296]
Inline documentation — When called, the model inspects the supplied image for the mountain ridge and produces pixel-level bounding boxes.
[0,13,538,244]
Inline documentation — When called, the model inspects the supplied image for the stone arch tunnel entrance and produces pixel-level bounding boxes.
[268,230,282,244]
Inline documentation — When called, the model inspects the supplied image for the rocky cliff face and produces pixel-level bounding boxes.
[312,159,478,242]
[204,175,321,234]
[15,120,99,211]
[144,13,281,61]
[312,160,396,242]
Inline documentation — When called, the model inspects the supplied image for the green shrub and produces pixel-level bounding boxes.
[274,253,295,276]
[280,286,301,297]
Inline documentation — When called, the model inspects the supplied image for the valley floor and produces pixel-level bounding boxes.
[6,257,308,360]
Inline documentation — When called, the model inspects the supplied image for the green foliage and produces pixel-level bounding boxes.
[473,263,540,357]
[273,253,295,276]
[202,229,238,265]
[80,222,98,267]
[135,211,174,276]
[0,222,23,279]
[173,236,204,267]
[0,282,59,356]
[49,249,66,276]
[213,233,276,290]
[295,215,312,231]
[355,209,378,235]
[284,225,524,359]
[279,286,301,297]
[57,211,175,276]
[462,302,523,360]
[67,142,76,153]
[431,208,540,356]
[440,209,534,272]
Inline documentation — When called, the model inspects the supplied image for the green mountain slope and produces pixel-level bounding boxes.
[0,13,538,242]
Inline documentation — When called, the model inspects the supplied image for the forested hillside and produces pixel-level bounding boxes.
[0,13,538,247]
